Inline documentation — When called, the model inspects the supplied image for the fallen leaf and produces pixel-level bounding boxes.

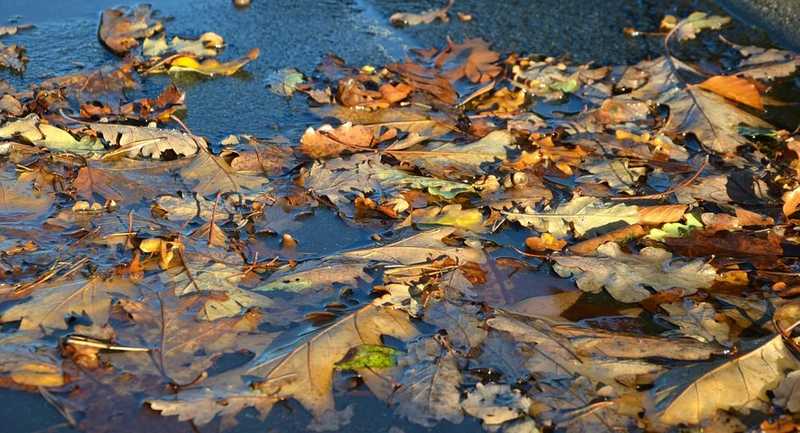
[504,196,640,238]
[387,61,458,104]
[697,75,764,110]
[148,302,418,426]
[0,42,27,73]
[553,242,717,302]
[165,48,259,76]
[266,68,305,97]
[298,122,377,159]
[404,204,485,232]
[90,122,202,159]
[650,334,799,425]
[1,277,137,331]
[388,130,514,177]
[99,5,163,55]
[390,337,463,426]
[673,12,730,41]
[525,233,566,251]
[390,0,453,27]
[143,32,224,58]
[0,114,103,152]
[437,38,502,84]
[784,187,800,218]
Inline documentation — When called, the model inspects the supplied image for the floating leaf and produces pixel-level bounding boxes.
[650,335,799,425]
[143,32,224,58]
[99,5,163,55]
[553,242,717,303]
[166,48,259,76]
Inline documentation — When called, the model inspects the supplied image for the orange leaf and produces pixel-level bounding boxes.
[783,187,800,218]
[697,75,763,110]
[525,233,566,251]
[638,204,687,225]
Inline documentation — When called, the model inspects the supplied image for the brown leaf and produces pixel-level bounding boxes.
[436,38,502,84]
[638,204,687,225]
[0,42,27,74]
[73,165,153,203]
[98,5,163,55]
[387,61,458,104]
[665,230,783,258]
[697,75,764,110]
[568,224,646,255]
[299,122,378,159]
[390,0,453,27]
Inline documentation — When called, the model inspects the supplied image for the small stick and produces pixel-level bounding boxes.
[609,155,708,201]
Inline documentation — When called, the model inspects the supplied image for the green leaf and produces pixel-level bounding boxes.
[335,344,401,370]
[646,212,703,241]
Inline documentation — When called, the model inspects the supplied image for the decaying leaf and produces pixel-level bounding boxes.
[1,277,137,331]
[0,41,27,73]
[99,5,164,55]
[391,337,463,426]
[651,334,800,425]
[143,32,224,58]
[90,122,202,159]
[390,0,453,27]
[148,302,419,426]
[553,242,717,302]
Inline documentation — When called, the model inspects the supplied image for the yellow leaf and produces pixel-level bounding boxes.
[11,362,64,387]
[168,48,259,77]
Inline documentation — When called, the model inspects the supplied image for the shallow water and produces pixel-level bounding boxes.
[0,0,793,432]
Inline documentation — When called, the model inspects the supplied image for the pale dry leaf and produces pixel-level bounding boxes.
[505,196,640,238]
[650,334,800,425]
[553,242,717,303]
[391,338,463,427]
[462,382,532,426]
[90,122,202,159]
[151,302,418,427]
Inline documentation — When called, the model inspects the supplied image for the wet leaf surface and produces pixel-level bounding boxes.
[2,5,800,433]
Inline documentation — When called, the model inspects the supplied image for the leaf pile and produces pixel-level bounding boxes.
[3,7,800,433]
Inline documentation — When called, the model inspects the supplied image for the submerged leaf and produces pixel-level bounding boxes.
[335,344,400,370]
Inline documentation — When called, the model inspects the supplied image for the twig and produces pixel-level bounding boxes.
[608,155,707,201]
